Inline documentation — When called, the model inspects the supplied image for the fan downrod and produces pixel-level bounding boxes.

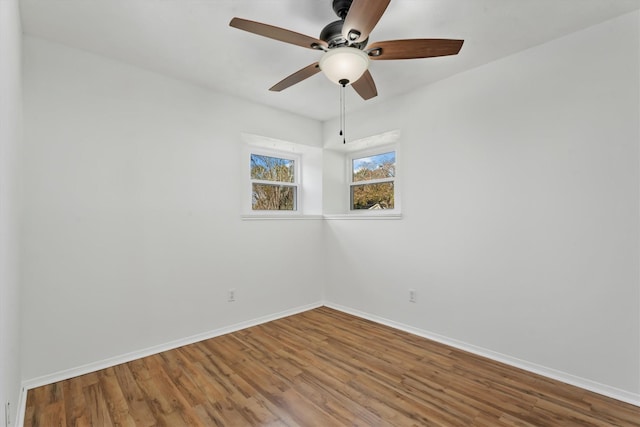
[332,0,352,19]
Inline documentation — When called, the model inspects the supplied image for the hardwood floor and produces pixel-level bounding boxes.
[25,307,640,426]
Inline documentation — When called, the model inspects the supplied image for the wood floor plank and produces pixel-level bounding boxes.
[35,400,66,427]
[97,367,138,427]
[112,363,157,427]
[25,307,640,426]
[582,394,640,426]
[61,376,90,426]
[192,397,257,427]
[82,384,113,427]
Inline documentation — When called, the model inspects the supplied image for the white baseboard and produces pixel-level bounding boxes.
[16,301,323,426]
[15,384,26,427]
[324,302,640,408]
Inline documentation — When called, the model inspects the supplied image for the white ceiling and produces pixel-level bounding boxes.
[19,0,640,121]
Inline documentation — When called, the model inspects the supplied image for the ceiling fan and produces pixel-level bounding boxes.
[229,0,464,100]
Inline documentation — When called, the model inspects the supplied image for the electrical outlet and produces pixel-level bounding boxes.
[409,289,417,303]
[5,401,10,426]
[228,288,236,302]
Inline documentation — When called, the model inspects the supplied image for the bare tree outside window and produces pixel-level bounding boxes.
[251,154,297,211]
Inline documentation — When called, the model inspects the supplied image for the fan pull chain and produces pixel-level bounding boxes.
[339,80,348,144]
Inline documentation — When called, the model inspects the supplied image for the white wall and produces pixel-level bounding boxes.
[324,12,640,396]
[21,36,324,381]
[0,0,22,423]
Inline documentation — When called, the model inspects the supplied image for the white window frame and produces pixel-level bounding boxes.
[246,147,302,216]
[346,143,400,215]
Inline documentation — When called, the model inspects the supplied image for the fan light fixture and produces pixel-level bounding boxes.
[319,47,369,86]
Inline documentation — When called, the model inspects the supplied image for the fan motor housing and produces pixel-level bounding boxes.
[320,19,368,49]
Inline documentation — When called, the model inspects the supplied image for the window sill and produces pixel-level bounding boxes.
[322,213,403,220]
[241,213,402,221]
[241,214,324,221]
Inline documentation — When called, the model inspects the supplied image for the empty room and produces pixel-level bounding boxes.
[1,0,640,425]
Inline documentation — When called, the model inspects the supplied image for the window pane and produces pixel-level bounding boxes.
[251,154,295,183]
[352,151,395,182]
[351,182,394,210]
[252,184,296,211]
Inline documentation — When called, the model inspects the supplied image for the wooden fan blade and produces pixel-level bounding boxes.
[270,62,321,92]
[367,39,464,60]
[230,18,328,50]
[352,70,377,100]
[342,0,390,44]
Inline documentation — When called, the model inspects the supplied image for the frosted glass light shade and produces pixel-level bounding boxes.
[319,47,369,86]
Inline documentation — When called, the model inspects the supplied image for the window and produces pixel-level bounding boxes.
[242,133,323,219]
[349,149,396,211]
[250,151,299,211]
[321,129,401,218]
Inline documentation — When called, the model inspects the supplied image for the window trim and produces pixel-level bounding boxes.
[246,147,302,216]
[346,143,400,216]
